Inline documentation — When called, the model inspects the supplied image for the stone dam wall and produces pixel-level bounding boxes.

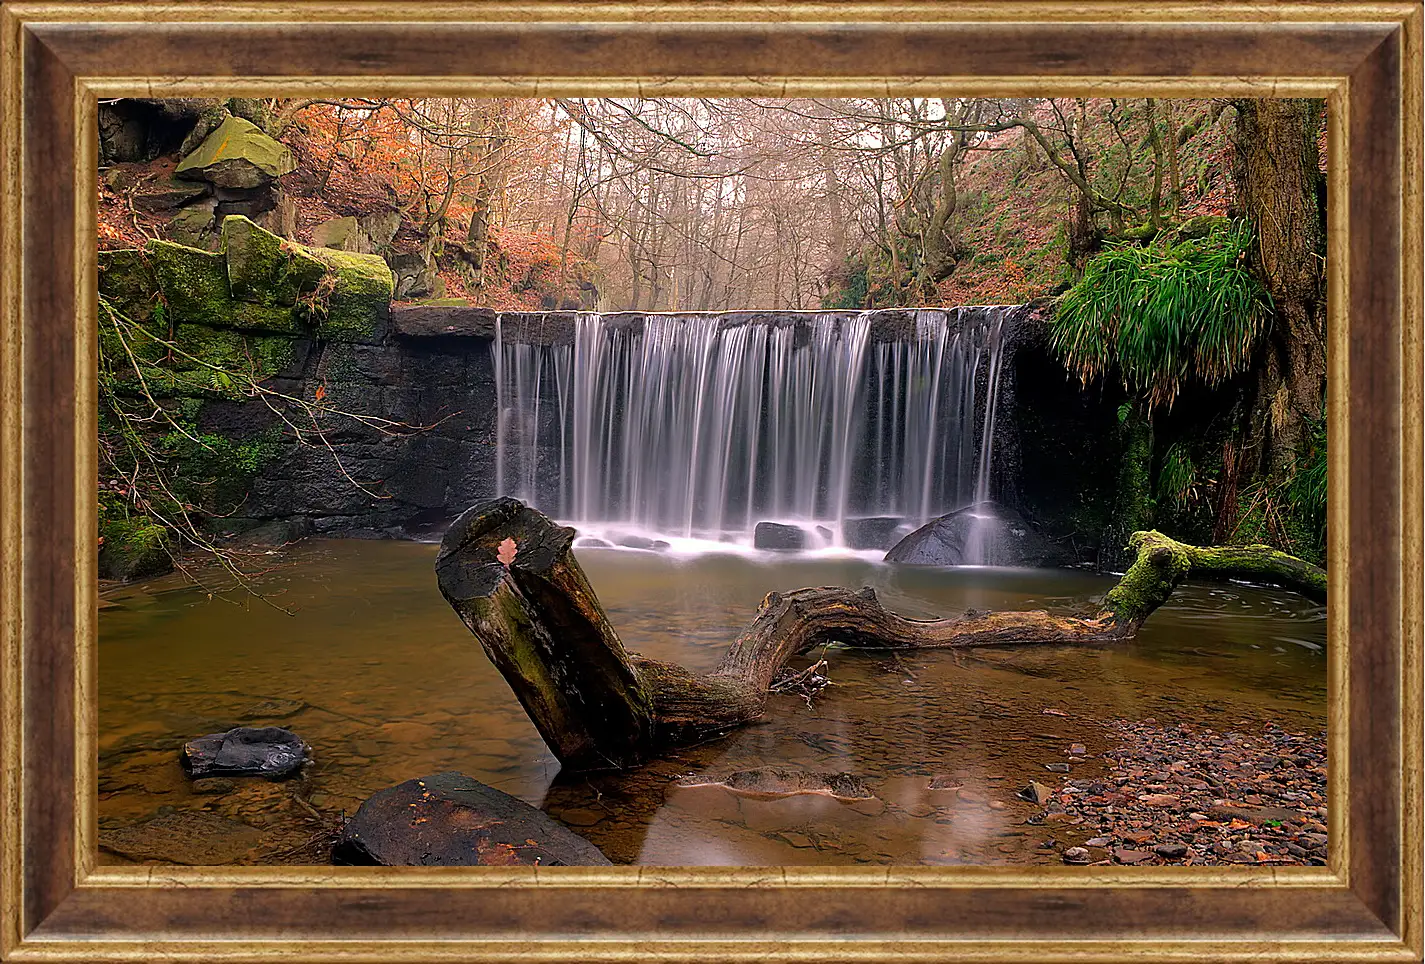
[98,215,1120,550]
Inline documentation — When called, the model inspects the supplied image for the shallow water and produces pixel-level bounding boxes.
[97,539,1326,866]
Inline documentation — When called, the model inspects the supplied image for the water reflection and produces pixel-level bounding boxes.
[98,539,1325,865]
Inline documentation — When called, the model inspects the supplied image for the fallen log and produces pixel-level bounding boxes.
[436,499,1325,772]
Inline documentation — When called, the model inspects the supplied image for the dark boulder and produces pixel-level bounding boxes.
[842,516,905,550]
[754,521,808,551]
[180,726,307,779]
[333,772,612,866]
[98,98,219,164]
[884,501,1070,567]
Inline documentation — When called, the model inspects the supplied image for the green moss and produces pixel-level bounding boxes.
[225,97,273,132]
[98,249,161,324]
[175,115,295,189]
[308,248,394,342]
[231,301,301,332]
[1100,405,1155,568]
[221,215,325,315]
[146,239,234,327]
[161,426,282,510]
[97,493,172,582]
[1188,542,1327,602]
[98,296,168,377]
[1101,530,1191,627]
[134,324,299,398]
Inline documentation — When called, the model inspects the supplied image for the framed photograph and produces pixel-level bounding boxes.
[1,2,1420,961]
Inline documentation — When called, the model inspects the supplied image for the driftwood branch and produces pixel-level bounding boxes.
[437,499,1326,772]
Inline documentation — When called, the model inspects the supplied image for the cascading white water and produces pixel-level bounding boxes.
[493,307,1016,551]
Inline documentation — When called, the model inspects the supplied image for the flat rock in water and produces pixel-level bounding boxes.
[753,522,809,551]
[884,501,1069,567]
[238,698,306,720]
[100,810,265,865]
[613,534,669,551]
[180,726,307,779]
[677,766,874,800]
[333,772,612,867]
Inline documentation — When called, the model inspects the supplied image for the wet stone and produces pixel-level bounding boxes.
[678,767,874,800]
[334,772,612,866]
[1018,781,1054,805]
[238,698,306,721]
[180,726,307,780]
[100,810,265,865]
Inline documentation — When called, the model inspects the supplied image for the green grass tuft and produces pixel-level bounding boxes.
[1049,219,1273,409]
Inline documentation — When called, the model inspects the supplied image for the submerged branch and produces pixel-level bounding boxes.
[436,500,1325,772]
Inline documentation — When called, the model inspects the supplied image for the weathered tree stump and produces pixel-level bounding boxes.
[435,498,654,771]
[437,499,1326,772]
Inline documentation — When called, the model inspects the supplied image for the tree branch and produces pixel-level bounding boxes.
[438,502,1326,772]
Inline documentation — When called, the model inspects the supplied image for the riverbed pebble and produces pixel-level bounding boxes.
[1034,719,1327,866]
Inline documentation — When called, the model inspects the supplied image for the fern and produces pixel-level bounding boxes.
[1049,219,1273,409]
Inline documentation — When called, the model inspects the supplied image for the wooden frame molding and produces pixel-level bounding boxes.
[0,4,1419,961]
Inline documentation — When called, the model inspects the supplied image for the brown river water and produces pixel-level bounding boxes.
[97,539,1326,866]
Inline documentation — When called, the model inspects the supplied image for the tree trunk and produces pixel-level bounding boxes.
[1101,404,1154,569]
[1232,98,1327,475]
[435,499,655,770]
[438,499,1325,773]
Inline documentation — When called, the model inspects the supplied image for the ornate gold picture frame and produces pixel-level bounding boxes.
[1,3,1420,960]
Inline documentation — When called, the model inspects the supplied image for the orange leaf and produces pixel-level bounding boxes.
[497,537,517,566]
[314,384,327,402]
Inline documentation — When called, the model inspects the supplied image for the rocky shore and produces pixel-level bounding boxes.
[1033,719,1328,866]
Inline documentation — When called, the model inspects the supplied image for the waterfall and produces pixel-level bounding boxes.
[492,307,1017,550]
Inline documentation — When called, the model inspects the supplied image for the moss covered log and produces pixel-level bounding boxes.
[435,498,656,771]
[438,501,1327,772]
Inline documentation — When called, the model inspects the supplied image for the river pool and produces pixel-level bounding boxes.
[97,539,1326,866]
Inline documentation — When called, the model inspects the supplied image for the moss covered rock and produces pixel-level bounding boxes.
[221,215,325,328]
[98,249,161,324]
[146,239,234,327]
[98,496,172,582]
[167,324,300,393]
[163,202,221,251]
[175,116,295,190]
[308,248,394,343]
[312,216,366,252]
